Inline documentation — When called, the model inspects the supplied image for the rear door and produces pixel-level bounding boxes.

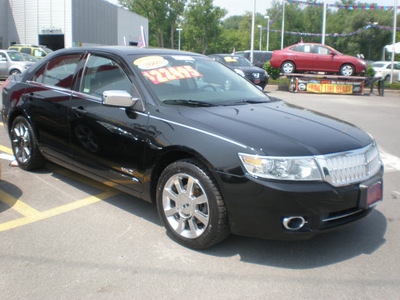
[24,53,83,161]
[290,44,315,71]
[69,53,148,193]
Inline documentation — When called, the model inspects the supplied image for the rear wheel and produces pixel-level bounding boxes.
[156,159,230,249]
[281,61,295,74]
[384,75,390,82]
[10,116,45,170]
[340,64,355,76]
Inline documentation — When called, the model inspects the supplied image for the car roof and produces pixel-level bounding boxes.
[53,46,204,57]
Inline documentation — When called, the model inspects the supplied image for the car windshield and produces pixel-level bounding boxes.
[221,56,253,67]
[7,51,25,62]
[372,63,385,68]
[131,54,268,106]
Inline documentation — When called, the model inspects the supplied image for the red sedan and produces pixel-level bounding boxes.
[270,43,367,76]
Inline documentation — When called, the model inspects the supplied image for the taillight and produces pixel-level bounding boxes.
[2,78,10,91]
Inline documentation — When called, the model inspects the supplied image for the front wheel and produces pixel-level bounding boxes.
[156,159,230,249]
[10,116,45,170]
[10,69,21,76]
[340,64,355,76]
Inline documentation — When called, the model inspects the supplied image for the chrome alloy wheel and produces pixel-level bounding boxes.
[11,121,32,164]
[282,62,295,74]
[162,173,210,239]
[340,64,354,76]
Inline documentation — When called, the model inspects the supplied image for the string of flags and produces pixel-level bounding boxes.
[286,0,400,10]
[264,23,400,37]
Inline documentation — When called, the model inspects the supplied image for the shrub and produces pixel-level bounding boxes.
[264,61,281,80]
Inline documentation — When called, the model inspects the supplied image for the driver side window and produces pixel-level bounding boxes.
[80,55,132,97]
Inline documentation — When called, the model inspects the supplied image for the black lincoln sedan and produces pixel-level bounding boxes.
[2,47,383,249]
[208,54,269,89]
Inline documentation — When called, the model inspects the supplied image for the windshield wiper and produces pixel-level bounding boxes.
[163,99,216,107]
[233,99,270,105]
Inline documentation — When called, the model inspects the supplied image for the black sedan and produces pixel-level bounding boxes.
[208,54,269,89]
[2,47,383,249]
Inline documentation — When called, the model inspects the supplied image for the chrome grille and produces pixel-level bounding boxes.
[315,143,382,187]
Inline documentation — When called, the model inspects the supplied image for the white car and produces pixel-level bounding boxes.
[372,61,400,82]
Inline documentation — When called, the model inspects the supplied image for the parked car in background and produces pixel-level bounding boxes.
[371,61,400,82]
[235,50,273,68]
[270,43,367,76]
[8,44,53,59]
[21,53,39,63]
[2,46,383,249]
[0,50,34,78]
[209,54,269,89]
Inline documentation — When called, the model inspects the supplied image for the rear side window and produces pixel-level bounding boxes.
[80,55,132,97]
[21,48,31,54]
[33,54,81,89]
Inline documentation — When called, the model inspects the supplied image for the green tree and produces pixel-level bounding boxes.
[181,0,226,54]
[119,0,186,48]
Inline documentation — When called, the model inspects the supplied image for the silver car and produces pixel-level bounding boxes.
[372,61,400,82]
[0,50,34,79]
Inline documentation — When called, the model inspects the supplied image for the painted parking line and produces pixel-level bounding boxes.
[0,190,119,232]
[0,141,121,231]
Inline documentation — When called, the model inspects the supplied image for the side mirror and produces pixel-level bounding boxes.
[330,51,336,56]
[102,90,138,108]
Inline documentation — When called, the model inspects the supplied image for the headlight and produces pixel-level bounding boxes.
[238,153,322,181]
[358,59,366,65]
[234,69,245,77]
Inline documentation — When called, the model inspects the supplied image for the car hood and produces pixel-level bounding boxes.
[233,66,265,73]
[176,100,372,156]
[11,61,34,67]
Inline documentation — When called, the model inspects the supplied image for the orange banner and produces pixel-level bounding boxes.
[307,83,353,94]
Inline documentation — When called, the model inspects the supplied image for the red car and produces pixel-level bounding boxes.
[270,43,367,76]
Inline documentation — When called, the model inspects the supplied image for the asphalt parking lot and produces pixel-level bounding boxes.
[1,80,400,299]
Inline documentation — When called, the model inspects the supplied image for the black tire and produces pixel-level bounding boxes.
[10,116,45,170]
[384,75,390,82]
[340,64,355,76]
[156,159,230,249]
[281,61,295,74]
[10,69,21,76]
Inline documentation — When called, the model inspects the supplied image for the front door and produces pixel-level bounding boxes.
[69,54,148,193]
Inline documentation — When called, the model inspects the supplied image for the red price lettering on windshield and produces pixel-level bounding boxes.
[142,65,202,85]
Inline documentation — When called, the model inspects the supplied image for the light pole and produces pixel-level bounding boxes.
[281,0,286,49]
[264,15,270,51]
[257,25,262,51]
[176,28,182,50]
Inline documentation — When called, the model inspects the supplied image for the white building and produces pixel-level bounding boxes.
[0,0,148,50]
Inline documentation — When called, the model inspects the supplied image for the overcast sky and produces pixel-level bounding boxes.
[107,0,397,18]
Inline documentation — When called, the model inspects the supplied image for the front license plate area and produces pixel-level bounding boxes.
[359,181,382,210]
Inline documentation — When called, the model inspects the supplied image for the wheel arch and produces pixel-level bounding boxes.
[9,68,22,75]
[148,147,216,204]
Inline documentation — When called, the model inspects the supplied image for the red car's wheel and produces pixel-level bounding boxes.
[340,64,355,76]
[281,61,295,74]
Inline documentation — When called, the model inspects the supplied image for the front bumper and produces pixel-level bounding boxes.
[216,168,383,240]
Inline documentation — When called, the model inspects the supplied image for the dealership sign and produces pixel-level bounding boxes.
[290,76,366,95]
